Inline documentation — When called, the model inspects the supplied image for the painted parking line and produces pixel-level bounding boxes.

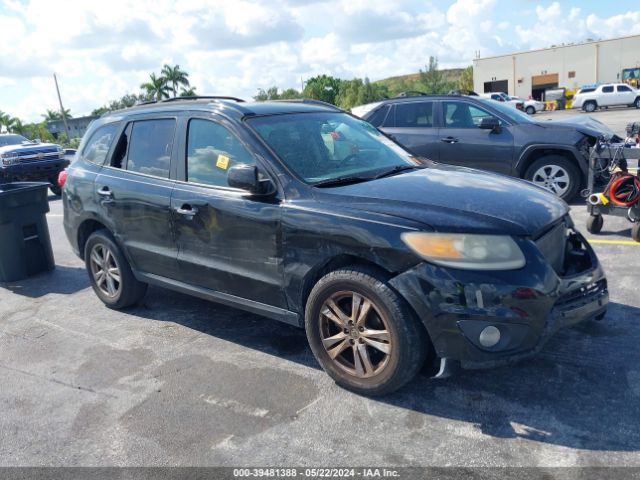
[587,239,640,246]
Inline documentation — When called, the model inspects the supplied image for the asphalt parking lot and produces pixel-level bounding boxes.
[1,108,640,468]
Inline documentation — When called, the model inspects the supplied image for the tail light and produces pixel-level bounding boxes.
[58,169,68,188]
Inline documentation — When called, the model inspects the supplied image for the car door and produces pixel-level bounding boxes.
[170,115,286,308]
[616,85,635,105]
[94,116,178,278]
[599,85,615,106]
[438,100,514,175]
[380,101,440,160]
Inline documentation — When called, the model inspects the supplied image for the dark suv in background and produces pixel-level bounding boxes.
[63,97,607,395]
[358,95,616,200]
[0,134,69,195]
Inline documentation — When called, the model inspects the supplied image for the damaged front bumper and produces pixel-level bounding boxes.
[390,229,608,370]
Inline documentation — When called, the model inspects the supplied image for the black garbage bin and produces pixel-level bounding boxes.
[0,182,55,282]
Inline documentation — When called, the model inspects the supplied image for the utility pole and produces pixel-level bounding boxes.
[53,73,71,140]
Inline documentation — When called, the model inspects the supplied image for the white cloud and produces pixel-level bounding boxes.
[1,0,640,122]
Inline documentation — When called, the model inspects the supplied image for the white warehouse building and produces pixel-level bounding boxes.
[473,34,640,100]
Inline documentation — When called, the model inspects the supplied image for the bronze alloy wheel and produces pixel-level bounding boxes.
[318,290,392,378]
[89,243,121,299]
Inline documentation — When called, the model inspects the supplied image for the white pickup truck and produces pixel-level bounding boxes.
[572,83,640,112]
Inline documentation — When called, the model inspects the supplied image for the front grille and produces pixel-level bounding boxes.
[18,151,62,163]
[535,221,567,273]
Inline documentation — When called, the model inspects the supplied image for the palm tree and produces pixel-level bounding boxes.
[7,117,23,134]
[140,73,171,101]
[179,86,197,97]
[42,109,72,121]
[161,64,190,98]
[0,110,10,132]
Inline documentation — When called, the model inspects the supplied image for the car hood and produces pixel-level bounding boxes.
[535,115,618,139]
[0,142,61,155]
[318,165,569,237]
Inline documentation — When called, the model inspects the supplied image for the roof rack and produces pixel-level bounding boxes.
[394,91,429,98]
[161,96,245,103]
[269,98,343,111]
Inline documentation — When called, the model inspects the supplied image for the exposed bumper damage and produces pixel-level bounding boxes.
[390,229,608,370]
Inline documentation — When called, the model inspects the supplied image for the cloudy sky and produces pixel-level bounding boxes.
[1,0,640,122]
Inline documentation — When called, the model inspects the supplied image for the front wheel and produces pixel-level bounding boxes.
[85,229,147,309]
[583,101,597,113]
[635,97,640,109]
[632,223,640,243]
[525,106,535,115]
[525,155,581,201]
[305,267,427,396]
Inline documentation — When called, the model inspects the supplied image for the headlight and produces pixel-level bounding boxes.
[401,232,526,270]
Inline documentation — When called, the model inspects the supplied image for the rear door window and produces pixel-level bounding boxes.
[393,102,435,128]
[82,123,119,165]
[118,119,176,178]
[617,85,632,92]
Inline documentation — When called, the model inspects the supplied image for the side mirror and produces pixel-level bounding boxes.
[479,117,501,132]
[227,164,275,195]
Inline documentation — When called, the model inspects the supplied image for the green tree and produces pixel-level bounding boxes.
[253,86,301,101]
[42,108,72,121]
[302,75,342,105]
[419,56,452,94]
[0,110,10,132]
[92,93,151,116]
[179,86,197,97]
[458,66,474,92]
[141,73,171,101]
[161,64,190,98]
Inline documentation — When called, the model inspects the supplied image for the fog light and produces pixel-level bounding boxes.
[479,326,501,348]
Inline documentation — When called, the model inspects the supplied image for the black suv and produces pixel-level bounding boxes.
[63,97,608,395]
[359,95,615,201]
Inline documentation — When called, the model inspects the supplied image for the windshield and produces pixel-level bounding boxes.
[0,134,29,147]
[478,99,534,124]
[248,112,420,184]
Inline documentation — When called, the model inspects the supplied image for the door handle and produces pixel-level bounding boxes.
[440,137,459,144]
[175,204,198,218]
[97,186,113,202]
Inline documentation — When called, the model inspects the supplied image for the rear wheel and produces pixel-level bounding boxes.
[525,155,581,201]
[525,106,535,115]
[635,97,640,109]
[583,101,597,113]
[305,267,427,396]
[85,229,147,309]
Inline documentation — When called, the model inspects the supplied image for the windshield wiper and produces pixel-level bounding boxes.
[313,175,373,188]
[372,164,424,180]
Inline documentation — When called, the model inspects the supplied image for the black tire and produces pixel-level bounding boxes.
[583,101,597,113]
[632,223,640,243]
[305,266,427,396]
[586,215,603,234]
[84,229,147,309]
[635,97,640,109]
[525,106,535,115]
[524,155,581,201]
